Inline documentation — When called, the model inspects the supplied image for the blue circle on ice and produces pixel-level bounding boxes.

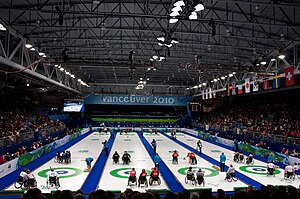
[253,168,266,172]
[56,170,68,174]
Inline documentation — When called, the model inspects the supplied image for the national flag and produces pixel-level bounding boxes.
[284,66,295,86]
[253,79,259,92]
[231,82,236,95]
[237,80,243,94]
[202,90,205,100]
[245,78,250,93]
[213,89,216,99]
[263,75,269,90]
[272,72,280,89]
[226,83,230,96]
[209,88,212,99]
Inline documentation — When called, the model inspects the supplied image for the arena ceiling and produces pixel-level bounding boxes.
[0,0,299,96]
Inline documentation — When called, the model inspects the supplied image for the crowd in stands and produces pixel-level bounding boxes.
[0,112,67,164]
[198,100,300,139]
[0,112,64,142]
[20,185,299,199]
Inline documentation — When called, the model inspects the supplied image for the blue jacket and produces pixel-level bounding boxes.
[220,154,226,163]
[86,157,94,164]
[154,155,161,164]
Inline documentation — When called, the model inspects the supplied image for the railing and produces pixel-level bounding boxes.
[192,123,300,147]
[0,124,66,148]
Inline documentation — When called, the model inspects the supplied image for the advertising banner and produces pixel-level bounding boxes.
[84,94,191,106]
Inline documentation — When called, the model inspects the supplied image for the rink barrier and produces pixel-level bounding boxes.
[137,131,184,192]
[81,131,117,193]
[181,129,288,169]
[0,128,92,190]
[0,190,25,199]
[160,132,263,190]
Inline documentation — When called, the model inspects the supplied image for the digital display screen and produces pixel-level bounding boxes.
[63,100,84,112]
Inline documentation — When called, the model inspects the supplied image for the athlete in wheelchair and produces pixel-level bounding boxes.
[128,168,137,186]
[23,169,37,190]
[112,151,120,164]
[122,151,131,165]
[46,168,60,189]
[149,167,161,186]
[284,164,294,180]
[225,165,238,182]
[266,162,275,177]
[172,150,179,164]
[238,154,245,163]
[65,151,71,164]
[293,163,300,179]
[233,152,240,163]
[246,153,254,165]
[14,169,27,189]
[54,151,62,163]
[185,167,196,185]
[186,152,197,165]
[196,168,205,186]
[138,169,148,187]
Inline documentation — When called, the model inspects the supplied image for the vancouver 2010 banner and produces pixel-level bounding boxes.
[84,94,191,106]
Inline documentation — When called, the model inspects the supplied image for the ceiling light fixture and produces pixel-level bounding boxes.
[229,74,233,77]
[260,61,267,65]
[174,0,185,7]
[25,43,33,49]
[278,54,285,59]
[0,23,6,31]
[189,12,197,20]
[172,6,182,12]
[157,36,165,42]
[30,47,35,51]
[194,1,205,11]
[170,11,180,17]
[271,58,276,61]
[169,18,179,24]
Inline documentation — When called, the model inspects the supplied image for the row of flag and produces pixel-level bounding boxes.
[202,66,295,100]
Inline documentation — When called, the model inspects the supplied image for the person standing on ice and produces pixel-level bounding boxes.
[154,153,161,170]
[151,139,157,154]
[197,140,202,154]
[220,152,226,172]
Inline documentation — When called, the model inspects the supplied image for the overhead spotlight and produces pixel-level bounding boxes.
[71,75,75,78]
[153,68,157,71]
[77,79,82,82]
[193,85,199,89]
[172,6,182,12]
[165,43,173,48]
[140,77,143,80]
[60,67,64,71]
[278,54,285,59]
[202,82,207,86]
[271,58,276,61]
[229,74,233,77]
[30,47,35,51]
[256,63,260,66]
[26,83,29,87]
[65,71,70,75]
[232,72,236,75]
[210,80,213,83]
[217,78,220,80]
[189,12,197,20]
[54,64,58,67]
[38,52,45,56]
[213,79,217,82]
[194,0,205,11]
[170,11,180,17]
[147,78,150,80]
[221,76,225,80]
[25,43,33,49]
[280,34,285,42]
[169,18,178,23]
[0,23,6,31]
[158,42,164,46]
[152,55,159,60]
[160,56,166,60]
[186,88,190,90]
[199,84,202,87]
[150,58,154,61]
[157,36,165,41]
[260,61,267,65]
[42,54,47,58]
[174,0,185,7]
[171,38,179,44]
[147,68,151,71]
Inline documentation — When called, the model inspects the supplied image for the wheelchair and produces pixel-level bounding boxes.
[233,154,239,163]
[238,155,245,164]
[294,170,300,179]
[246,157,254,165]
[14,176,24,189]
[46,177,60,189]
[149,176,161,186]
[54,155,62,163]
[172,156,178,164]
[23,179,37,190]
[122,157,130,165]
[138,176,148,188]
[128,176,137,186]
[185,174,196,185]
[190,157,197,165]
[267,168,275,177]
[284,172,295,181]
[113,158,119,164]
[225,173,238,182]
[196,176,205,187]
